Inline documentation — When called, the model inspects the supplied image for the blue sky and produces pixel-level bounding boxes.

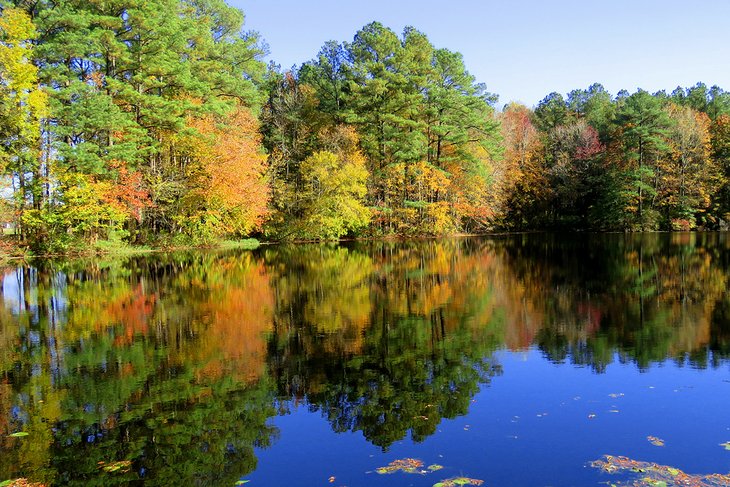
[231,0,730,107]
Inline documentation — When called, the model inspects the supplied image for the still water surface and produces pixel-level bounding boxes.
[1,233,730,486]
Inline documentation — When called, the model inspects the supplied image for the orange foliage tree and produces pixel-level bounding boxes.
[493,103,548,228]
[178,108,269,241]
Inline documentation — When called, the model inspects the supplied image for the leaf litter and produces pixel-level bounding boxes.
[647,436,665,447]
[592,455,730,486]
[375,458,443,475]
[374,458,480,486]
[97,460,132,474]
[432,478,484,486]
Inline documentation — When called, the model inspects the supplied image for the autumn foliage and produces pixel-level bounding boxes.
[179,108,269,241]
[3,4,730,249]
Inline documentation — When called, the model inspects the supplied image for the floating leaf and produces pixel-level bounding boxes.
[375,458,425,475]
[0,480,45,487]
[428,464,444,471]
[328,476,335,483]
[592,455,730,486]
[646,436,665,447]
[8,432,29,438]
[98,460,132,474]
[433,477,484,486]
[720,441,730,451]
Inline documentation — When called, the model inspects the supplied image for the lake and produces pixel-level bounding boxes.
[1,233,730,486]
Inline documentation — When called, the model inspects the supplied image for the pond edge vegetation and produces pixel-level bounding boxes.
[0,3,729,257]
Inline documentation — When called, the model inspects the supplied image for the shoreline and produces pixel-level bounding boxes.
[2,230,728,263]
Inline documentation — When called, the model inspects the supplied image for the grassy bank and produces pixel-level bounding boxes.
[0,237,263,262]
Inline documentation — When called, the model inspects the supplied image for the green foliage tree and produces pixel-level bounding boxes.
[710,114,730,223]
[614,89,673,229]
[534,92,569,133]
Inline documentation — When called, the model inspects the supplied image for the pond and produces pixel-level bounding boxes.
[1,233,729,486]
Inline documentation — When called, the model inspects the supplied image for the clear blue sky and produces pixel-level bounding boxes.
[231,0,730,107]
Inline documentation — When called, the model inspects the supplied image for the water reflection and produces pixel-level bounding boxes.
[0,233,729,484]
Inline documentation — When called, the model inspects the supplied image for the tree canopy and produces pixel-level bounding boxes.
[1,5,729,252]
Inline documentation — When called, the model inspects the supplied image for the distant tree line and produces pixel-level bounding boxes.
[1,3,729,251]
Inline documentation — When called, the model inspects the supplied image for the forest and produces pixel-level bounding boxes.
[1,1,730,252]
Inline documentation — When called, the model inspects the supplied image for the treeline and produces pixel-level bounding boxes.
[500,84,730,231]
[1,4,730,251]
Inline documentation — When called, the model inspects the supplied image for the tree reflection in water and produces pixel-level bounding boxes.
[1,233,730,483]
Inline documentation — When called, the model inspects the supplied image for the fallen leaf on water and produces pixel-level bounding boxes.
[328,476,335,483]
[428,464,444,471]
[432,477,484,486]
[0,480,46,487]
[98,460,132,474]
[647,436,665,447]
[375,458,424,475]
[592,455,730,486]
[719,441,730,451]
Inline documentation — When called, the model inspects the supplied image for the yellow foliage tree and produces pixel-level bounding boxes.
[297,149,370,240]
[0,8,48,217]
[659,104,721,228]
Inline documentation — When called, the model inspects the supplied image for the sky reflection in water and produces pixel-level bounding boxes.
[1,233,729,486]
